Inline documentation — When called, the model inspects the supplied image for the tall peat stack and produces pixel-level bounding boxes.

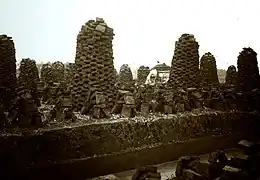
[137,66,150,84]
[168,34,200,89]
[236,47,260,91]
[0,34,17,108]
[225,65,237,86]
[72,17,116,111]
[199,52,219,89]
[18,58,40,106]
[117,64,134,89]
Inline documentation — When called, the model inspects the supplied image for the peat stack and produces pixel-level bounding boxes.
[40,63,53,85]
[0,34,17,109]
[200,52,219,89]
[18,58,40,106]
[225,65,237,86]
[137,66,150,85]
[236,47,260,91]
[72,17,116,112]
[51,61,65,83]
[168,34,200,89]
[116,64,134,90]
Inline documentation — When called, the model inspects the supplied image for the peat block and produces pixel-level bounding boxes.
[0,110,259,178]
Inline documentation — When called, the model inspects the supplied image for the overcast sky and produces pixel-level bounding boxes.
[1,0,260,72]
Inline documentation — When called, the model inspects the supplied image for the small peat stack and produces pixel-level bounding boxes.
[116,64,134,90]
[40,63,53,84]
[51,61,65,83]
[168,34,200,89]
[0,35,17,108]
[72,17,116,112]
[225,65,237,86]
[236,47,260,91]
[137,66,150,84]
[200,52,219,89]
[18,58,40,106]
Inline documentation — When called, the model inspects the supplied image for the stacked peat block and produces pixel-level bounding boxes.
[72,17,116,113]
[173,88,189,112]
[200,52,219,90]
[132,166,161,180]
[140,85,155,116]
[187,87,203,109]
[236,47,260,92]
[82,91,111,119]
[55,87,75,122]
[137,66,150,85]
[225,65,237,86]
[6,86,42,128]
[163,89,175,114]
[0,35,17,109]
[116,64,134,90]
[43,82,60,104]
[168,34,200,89]
[51,61,65,83]
[18,58,40,106]
[236,48,260,111]
[111,90,136,117]
[40,63,53,85]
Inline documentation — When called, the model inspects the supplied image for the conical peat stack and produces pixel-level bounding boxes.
[40,63,53,84]
[72,17,116,111]
[137,66,150,84]
[0,34,17,108]
[117,64,134,89]
[225,65,237,86]
[51,61,65,83]
[200,52,219,89]
[18,58,40,106]
[236,47,260,91]
[168,34,200,89]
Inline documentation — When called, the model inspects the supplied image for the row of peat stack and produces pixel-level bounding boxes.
[0,35,43,129]
[40,61,66,85]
